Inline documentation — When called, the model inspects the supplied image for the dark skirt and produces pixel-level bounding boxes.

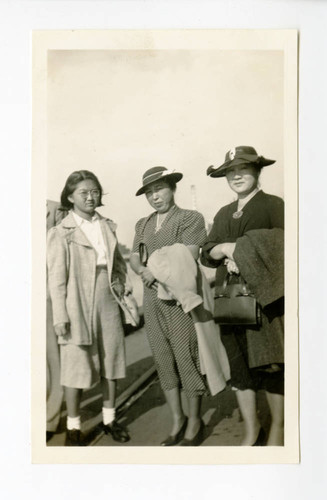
[221,326,284,395]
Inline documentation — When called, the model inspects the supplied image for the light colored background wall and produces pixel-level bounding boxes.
[47,49,283,248]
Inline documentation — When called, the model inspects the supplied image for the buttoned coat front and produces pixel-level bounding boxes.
[47,211,129,346]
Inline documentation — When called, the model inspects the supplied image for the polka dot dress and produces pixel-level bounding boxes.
[132,205,209,398]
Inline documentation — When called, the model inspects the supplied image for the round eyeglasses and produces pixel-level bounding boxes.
[76,189,101,199]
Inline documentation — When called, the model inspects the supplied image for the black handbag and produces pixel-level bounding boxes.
[214,272,261,326]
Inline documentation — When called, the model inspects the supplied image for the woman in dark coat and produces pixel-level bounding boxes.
[201,146,284,446]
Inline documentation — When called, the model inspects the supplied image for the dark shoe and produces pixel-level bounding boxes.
[179,420,205,447]
[160,418,188,446]
[46,431,54,443]
[65,429,86,446]
[252,427,266,446]
[103,421,130,443]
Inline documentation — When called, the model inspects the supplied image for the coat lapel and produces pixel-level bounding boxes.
[61,212,93,248]
[60,212,118,267]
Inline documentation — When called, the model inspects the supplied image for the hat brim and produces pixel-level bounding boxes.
[207,155,275,178]
[136,172,183,196]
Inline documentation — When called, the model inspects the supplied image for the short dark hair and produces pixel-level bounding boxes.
[251,162,263,174]
[60,170,104,210]
[163,177,177,192]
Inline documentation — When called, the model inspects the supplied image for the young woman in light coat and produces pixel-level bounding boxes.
[47,170,131,446]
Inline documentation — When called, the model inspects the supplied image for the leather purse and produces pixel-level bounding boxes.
[214,272,261,326]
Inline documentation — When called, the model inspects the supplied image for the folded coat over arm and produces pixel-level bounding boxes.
[233,228,284,309]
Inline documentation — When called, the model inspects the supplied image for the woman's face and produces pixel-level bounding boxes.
[226,164,259,199]
[68,179,100,219]
[144,180,175,214]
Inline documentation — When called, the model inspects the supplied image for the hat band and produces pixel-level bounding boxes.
[142,169,176,185]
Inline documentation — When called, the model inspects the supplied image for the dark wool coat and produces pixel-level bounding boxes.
[201,191,284,369]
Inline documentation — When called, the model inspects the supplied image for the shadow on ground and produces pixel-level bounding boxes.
[47,355,154,446]
[48,355,273,447]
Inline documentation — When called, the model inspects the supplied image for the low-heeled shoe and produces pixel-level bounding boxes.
[65,429,86,446]
[160,418,188,446]
[46,431,54,443]
[179,420,205,447]
[103,421,130,443]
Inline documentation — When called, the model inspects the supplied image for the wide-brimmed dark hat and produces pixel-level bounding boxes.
[136,166,183,196]
[207,146,276,178]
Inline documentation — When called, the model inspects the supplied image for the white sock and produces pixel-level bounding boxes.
[102,407,116,425]
[67,415,81,430]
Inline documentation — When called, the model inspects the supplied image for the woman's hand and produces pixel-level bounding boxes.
[209,242,236,261]
[225,258,239,274]
[54,323,70,337]
[112,282,125,298]
[222,242,236,260]
[140,267,157,289]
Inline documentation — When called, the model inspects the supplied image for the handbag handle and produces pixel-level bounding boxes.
[219,272,251,297]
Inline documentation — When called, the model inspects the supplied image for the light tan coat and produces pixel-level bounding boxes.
[47,211,130,346]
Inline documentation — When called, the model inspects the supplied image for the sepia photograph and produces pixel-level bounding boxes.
[32,29,298,464]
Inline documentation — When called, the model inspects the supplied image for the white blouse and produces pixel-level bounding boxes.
[72,211,107,266]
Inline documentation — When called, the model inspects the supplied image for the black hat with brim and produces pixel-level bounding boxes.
[136,166,183,196]
[207,145,275,178]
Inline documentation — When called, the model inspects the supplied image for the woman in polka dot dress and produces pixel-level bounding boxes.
[130,166,209,446]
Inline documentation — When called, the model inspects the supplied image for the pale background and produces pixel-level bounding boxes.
[33,30,297,464]
[0,1,326,500]
[47,49,283,248]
